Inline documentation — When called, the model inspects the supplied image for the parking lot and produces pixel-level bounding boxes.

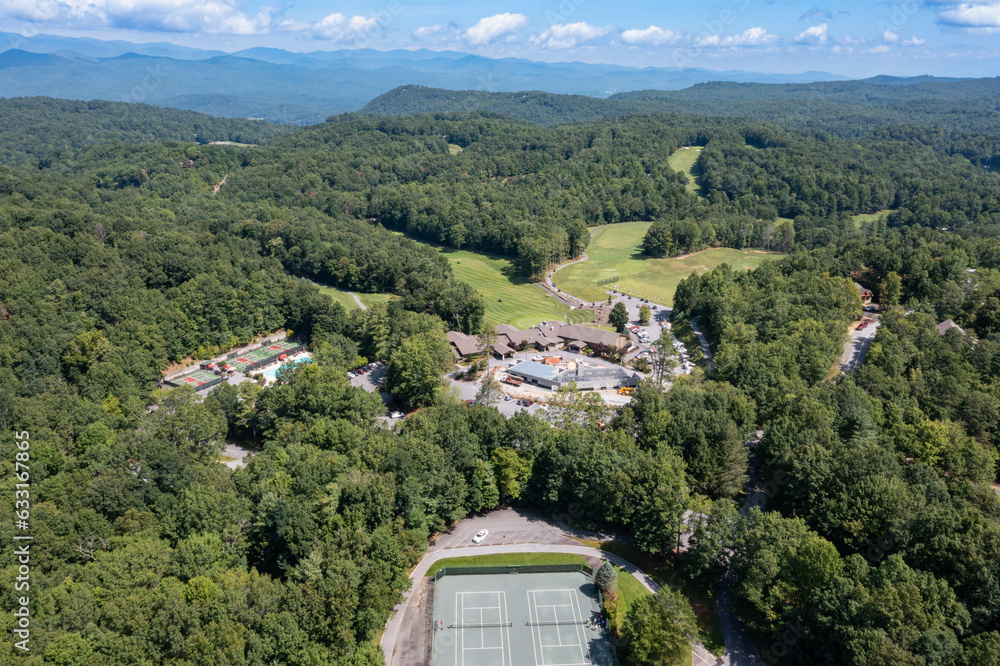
[431,508,588,550]
[604,292,694,379]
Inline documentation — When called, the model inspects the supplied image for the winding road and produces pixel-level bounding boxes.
[689,317,715,371]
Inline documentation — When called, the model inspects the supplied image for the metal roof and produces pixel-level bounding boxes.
[508,360,561,381]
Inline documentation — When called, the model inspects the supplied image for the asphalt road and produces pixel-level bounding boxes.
[840,315,881,373]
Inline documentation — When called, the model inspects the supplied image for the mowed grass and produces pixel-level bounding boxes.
[668,146,706,198]
[448,143,464,155]
[314,283,397,311]
[553,222,782,305]
[425,552,588,577]
[852,211,890,227]
[615,566,652,615]
[443,249,594,329]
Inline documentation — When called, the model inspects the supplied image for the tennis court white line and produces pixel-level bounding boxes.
[455,591,509,666]
[502,591,512,666]
[456,592,462,666]
[569,587,591,665]
[528,588,594,665]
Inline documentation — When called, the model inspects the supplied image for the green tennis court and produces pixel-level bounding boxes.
[167,368,218,388]
[432,570,616,666]
[226,340,300,372]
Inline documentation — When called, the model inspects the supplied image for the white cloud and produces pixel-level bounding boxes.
[620,25,682,45]
[794,23,828,44]
[697,26,779,47]
[534,22,610,49]
[310,12,380,43]
[868,44,891,54]
[883,29,899,42]
[939,1,1000,29]
[903,36,926,45]
[464,12,527,46]
[0,0,277,34]
[413,24,446,38]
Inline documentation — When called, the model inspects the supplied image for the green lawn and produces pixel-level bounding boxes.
[443,248,595,329]
[424,552,588,577]
[448,143,464,155]
[314,283,397,311]
[852,211,890,227]
[615,566,652,615]
[553,222,782,305]
[668,146,706,198]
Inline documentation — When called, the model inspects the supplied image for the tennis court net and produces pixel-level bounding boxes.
[449,622,513,629]
[525,620,588,626]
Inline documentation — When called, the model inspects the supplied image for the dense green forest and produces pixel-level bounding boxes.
[363,79,1000,137]
[0,97,295,165]
[0,96,999,664]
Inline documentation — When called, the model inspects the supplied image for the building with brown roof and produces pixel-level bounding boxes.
[446,331,484,359]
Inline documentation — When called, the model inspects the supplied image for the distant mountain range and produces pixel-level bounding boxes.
[360,79,1000,137]
[0,31,851,124]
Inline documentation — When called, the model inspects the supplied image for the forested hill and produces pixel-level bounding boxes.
[0,97,295,165]
[361,78,1000,136]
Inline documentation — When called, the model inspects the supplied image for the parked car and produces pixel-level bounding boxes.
[465,399,475,405]
[390,410,404,419]
[472,529,489,543]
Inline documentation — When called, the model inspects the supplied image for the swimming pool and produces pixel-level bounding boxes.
[261,356,312,381]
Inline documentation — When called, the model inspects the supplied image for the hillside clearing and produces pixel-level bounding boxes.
[553,222,782,304]
[441,248,594,328]
[314,284,396,311]
[668,146,706,198]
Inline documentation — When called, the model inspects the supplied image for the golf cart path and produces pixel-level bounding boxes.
[349,292,367,310]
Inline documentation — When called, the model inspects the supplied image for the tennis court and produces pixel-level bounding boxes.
[226,340,300,373]
[432,570,616,666]
[166,368,218,388]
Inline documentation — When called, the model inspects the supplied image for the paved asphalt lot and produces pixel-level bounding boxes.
[431,508,582,550]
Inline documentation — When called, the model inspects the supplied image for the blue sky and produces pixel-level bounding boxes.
[2,0,999,76]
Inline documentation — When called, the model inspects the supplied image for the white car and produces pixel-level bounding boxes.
[390,410,404,419]
[472,529,489,543]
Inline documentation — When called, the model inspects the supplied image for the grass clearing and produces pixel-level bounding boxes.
[668,146,706,198]
[424,552,588,577]
[442,248,594,329]
[553,222,782,305]
[851,211,890,227]
[314,283,397,311]
[448,143,463,155]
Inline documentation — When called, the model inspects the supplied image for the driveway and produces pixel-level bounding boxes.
[381,508,720,666]
[839,314,880,373]
[221,442,253,470]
